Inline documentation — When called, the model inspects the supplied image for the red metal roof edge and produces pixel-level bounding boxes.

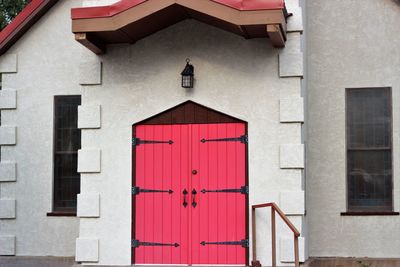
[0,0,58,56]
[71,0,285,20]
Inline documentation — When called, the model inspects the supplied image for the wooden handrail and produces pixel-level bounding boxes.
[252,202,300,267]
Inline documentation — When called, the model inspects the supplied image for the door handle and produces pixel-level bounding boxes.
[183,189,188,208]
[192,189,197,208]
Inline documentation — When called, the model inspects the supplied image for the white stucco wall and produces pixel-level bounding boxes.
[307,0,400,258]
[0,0,83,256]
[0,0,306,264]
[77,17,305,266]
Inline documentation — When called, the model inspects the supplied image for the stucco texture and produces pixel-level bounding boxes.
[0,0,83,257]
[78,18,304,265]
[306,0,400,258]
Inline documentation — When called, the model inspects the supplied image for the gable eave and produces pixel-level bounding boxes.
[0,0,58,56]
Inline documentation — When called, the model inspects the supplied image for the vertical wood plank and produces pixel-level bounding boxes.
[153,126,163,263]
[226,123,237,264]
[236,123,247,264]
[271,209,276,267]
[134,125,145,263]
[171,125,182,264]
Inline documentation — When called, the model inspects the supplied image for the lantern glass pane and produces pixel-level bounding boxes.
[182,75,192,88]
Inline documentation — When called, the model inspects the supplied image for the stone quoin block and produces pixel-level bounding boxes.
[280,77,302,97]
[76,238,99,262]
[279,52,304,78]
[0,235,16,255]
[284,0,300,8]
[78,105,101,129]
[279,191,305,215]
[280,144,304,169]
[280,236,305,262]
[0,54,17,73]
[0,162,17,182]
[280,96,304,123]
[79,59,102,85]
[0,89,17,109]
[78,148,101,173]
[285,32,301,52]
[0,126,16,145]
[77,193,100,218]
[0,199,16,219]
[287,6,303,33]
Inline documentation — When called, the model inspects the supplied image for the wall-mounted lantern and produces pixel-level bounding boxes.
[181,58,194,88]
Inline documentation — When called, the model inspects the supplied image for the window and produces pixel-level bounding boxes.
[52,96,81,214]
[346,88,392,212]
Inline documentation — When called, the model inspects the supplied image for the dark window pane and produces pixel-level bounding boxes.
[346,88,392,212]
[347,88,391,148]
[348,151,392,211]
[53,96,81,211]
[56,129,81,152]
[55,153,79,181]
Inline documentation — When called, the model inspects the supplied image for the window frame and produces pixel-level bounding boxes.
[345,87,394,214]
[48,95,81,216]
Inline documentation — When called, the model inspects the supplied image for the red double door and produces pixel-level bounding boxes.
[133,123,247,265]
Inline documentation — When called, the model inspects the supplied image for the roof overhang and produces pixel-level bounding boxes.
[71,0,289,54]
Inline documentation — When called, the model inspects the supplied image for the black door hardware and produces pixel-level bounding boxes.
[183,189,188,208]
[200,239,249,248]
[132,186,173,195]
[132,240,179,248]
[192,170,198,175]
[201,186,248,195]
[200,135,248,144]
[133,138,173,146]
[192,189,197,208]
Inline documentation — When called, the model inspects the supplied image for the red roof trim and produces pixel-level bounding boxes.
[71,0,285,20]
[0,0,45,48]
[0,0,57,55]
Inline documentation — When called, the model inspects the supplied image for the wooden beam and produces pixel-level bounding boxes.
[72,0,285,33]
[266,24,285,48]
[75,33,106,55]
[237,25,250,39]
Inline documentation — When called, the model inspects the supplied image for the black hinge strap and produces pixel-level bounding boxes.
[132,186,173,195]
[200,135,248,144]
[201,186,248,195]
[200,239,248,248]
[133,138,173,146]
[132,240,179,248]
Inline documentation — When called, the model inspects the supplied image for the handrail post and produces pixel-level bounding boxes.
[294,235,299,267]
[251,203,300,267]
[252,207,256,261]
[271,208,276,267]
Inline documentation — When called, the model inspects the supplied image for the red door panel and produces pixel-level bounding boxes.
[134,124,190,264]
[134,123,247,265]
[191,123,246,265]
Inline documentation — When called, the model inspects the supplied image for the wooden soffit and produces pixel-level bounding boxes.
[71,0,289,54]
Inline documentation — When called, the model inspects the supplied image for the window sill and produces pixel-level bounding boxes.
[341,211,399,216]
[47,211,77,217]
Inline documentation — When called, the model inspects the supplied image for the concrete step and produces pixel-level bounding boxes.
[303,258,400,267]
